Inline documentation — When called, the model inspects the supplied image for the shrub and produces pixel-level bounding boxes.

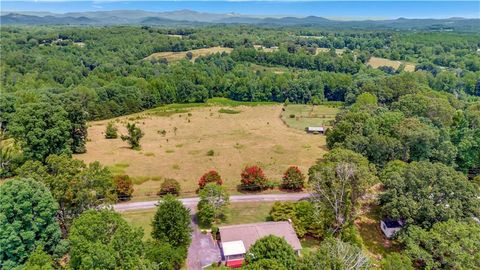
[105,122,118,139]
[198,170,223,189]
[240,165,268,191]
[113,175,134,201]
[281,166,305,190]
[206,149,215,156]
[289,114,295,118]
[158,178,181,196]
[211,226,219,240]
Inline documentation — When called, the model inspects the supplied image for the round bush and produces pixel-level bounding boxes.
[198,170,223,189]
[158,178,181,196]
[281,166,305,190]
[240,165,268,191]
[113,175,134,201]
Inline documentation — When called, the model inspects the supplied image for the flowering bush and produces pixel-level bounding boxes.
[282,166,305,190]
[240,165,268,191]
[114,175,134,201]
[198,170,223,189]
[158,178,181,196]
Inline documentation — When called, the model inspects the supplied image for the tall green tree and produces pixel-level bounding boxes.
[308,148,377,233]
[380,160,479,228]
[298,238,370,270]
[69,210,153,270]
[245,235,297,270]
[0,178,61,269]
[16,154,116,235]
[23,246,54,270]
[8,102,72,161]
[402,220,480,270]
[151,195,191,248]
[197,183,229,226]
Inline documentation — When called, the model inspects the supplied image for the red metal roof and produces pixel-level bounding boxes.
[226,259,244,268]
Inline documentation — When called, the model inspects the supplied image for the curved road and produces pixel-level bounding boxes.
[114,193,309,269]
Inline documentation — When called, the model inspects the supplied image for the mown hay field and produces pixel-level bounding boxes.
[281,104,340,131]
[367,57,416,72]
[315,47,345,55]
[75,100,331,200]
[144,46,233,62]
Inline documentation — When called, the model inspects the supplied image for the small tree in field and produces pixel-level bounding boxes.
[121,123,144,150]
[240,165,267,191]
[113,175,134,201]
[158,178,181,196]
[282,166,305,190]
[105,122,118,139]
[198,170,223,189]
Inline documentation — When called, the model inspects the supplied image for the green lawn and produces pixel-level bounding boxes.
[218,201,274,226]
[356,203,401,260]
[281,104,341,131]
[121,201,275,240]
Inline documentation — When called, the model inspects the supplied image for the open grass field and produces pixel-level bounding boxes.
[249,63,289,74]
[144,46,233,62]
[75,99,330,200]
[121,201,274,240]
[315,47,345,55]
[281,104,341,131]
[253,45,278,53]
[367,57,416,72]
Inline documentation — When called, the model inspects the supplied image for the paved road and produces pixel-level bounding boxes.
[113,193,310,212]
[113,193,309,270]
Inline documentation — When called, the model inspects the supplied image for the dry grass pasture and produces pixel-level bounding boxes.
[367,57,416,72]
[281,104,340,131]
[75,101,329,200]
[253,45,279,53]
[144,46,233,62]
[315,47,345,55]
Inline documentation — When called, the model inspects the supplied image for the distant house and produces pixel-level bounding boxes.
[380,219,404,238]
[219,221,302,268]
[305,126,325,134]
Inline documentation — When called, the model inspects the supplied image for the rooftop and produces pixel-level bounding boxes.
[219,221,302,251]
[222,240,246,256]
[382,219,403,228]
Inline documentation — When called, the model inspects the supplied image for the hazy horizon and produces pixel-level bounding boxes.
[2,1,479,19]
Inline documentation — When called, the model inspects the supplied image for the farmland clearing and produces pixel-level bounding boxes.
[144,46,233,62]
[367,56,416,72]
[75,99,332,200]
[281,104,341,131]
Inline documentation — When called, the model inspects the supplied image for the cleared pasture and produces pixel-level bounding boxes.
[75,100,330,200]
[144,46,233,62]
[315,47,345,55]
[253,45,279,53]
[367,57,416,72]
[281,104,340,131]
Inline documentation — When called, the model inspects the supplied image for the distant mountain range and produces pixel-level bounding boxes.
[1,10,479,31]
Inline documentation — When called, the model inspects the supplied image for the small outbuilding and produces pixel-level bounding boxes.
[219,221,302,268]
[380,219,404,238]
[305,126,325,134]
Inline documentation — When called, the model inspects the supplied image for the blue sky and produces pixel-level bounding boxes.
[2,1,479,19]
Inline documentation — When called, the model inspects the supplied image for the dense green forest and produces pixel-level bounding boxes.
[1,25,479,270]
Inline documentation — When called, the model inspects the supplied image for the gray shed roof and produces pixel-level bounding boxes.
[219,221,302,251]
